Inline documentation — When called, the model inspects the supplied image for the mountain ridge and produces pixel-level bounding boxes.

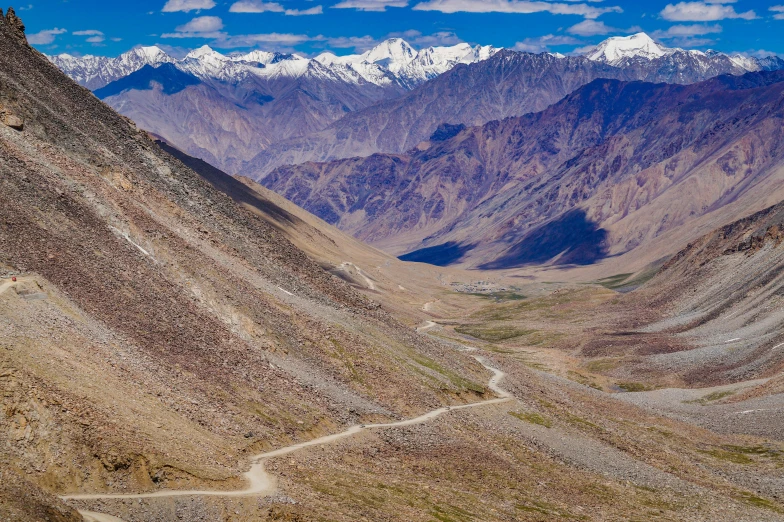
[262,70,784,272]
[47,33,784,178]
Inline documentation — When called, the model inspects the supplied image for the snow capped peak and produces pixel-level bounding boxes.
[416,43,472,66]
[185,45,226,61]
[458,44,500,64]
[587,32,669,64]
[49,38,497,91]
[231,50,304,65]
[313,52,341,66]
[128,46,169,61]
[728,53,761,72]
[362,38,417,70]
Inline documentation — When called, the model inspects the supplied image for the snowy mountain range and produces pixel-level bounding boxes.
[585,33,783,76]
[46,33,784,178]
[48,38,499,91]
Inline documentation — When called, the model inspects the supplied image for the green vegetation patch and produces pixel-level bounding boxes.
[699,448,754,464]
[429,503,476,522]
[466,290,527,302]
[509,410,552,428]
[567,371,602,390]
[595,267,660,292]
[516,500,586,520]
[595,273,634,289]
[684,389,735,405]
[616,381,655,392]
[565,413,602,431]
[329,339,364,384]
[412,354,486,394]
[585,358,621,372]
[737,492,784,513]
[455,325,535,342]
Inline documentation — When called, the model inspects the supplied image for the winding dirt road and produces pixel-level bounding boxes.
[417,320,438,332]
[61,356,511,511]
[338,262,376,290]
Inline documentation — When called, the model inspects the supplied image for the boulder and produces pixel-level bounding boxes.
[2,112,24,131]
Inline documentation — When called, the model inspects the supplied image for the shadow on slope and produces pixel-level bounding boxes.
[482,209,608,269]
[398,241,476,266]
[94,63,200,99]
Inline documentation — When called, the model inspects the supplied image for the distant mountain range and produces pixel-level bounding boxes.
[49,38,499,91]
[48,33,784,177]
[48,39,497,172]
[264,71,784,271]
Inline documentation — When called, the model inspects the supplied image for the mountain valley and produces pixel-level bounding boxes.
[263,70,784,273]
[2,5,784,522]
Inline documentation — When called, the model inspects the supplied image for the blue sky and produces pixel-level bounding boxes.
[16,0,784,57]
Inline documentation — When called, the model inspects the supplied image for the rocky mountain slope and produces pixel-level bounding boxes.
[246,33,784,178]
[6,11,784,521]
[0,11,493,519]
[626,199,784,390]
[263,71,784,270]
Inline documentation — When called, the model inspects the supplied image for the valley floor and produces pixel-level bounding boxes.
[49,273,784,521]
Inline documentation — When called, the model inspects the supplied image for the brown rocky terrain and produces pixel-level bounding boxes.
[3,8,784,522]
[0,10,490,519]
[263,72,784,273]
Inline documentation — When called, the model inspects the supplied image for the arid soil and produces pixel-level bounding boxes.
[1,8,783,522]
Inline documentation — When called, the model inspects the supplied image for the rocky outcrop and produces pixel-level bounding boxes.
[0,102,23,130]
[2,7,28,46]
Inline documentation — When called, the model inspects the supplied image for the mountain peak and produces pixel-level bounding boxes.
[128,45,169,60]
[363,38,416,68]
[587,32,668,64]
[186,45,225,60]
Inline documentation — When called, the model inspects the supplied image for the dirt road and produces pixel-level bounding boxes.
[61,356,511,512]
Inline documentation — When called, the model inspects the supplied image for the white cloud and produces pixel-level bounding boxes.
[660,2,756,22]
[229,1,323,15]
[229,1,284,12]
[315,30,462,52]
[740,49,780,58]
[321,35,378,50]
[652,23,722,38]
[567,20,616,36]
[210,32,313,47]
[73,29,104,36]
[771,5,784,20]
[389,29,462,47]
[86,36,105,43]
[513,34,581,53]
[162,16,225,38]
[286,6,323,15]
[332,0,408,12]
[27,27,66,45]
[162,0,216,12]
[412,0,621,19]
[176,16,224,33]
